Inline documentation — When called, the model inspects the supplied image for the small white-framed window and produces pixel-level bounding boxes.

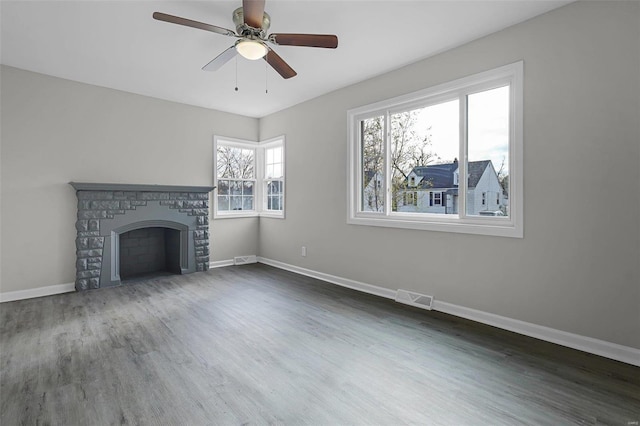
[347,61,523,238]
[262,137,285,218]
[213,135,285,218]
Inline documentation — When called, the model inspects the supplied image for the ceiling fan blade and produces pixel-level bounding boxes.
[264,48,297,79]
[153,12,236,37]
[269,33,338,49]
[242,0,265,29]
[202,46,238,71]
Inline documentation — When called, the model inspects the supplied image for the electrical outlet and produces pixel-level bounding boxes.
[301,246,307,257]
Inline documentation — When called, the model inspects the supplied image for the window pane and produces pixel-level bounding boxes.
[272,180,283,193]
[265,179,283,211]
[267,196,278,210]
[274,147,283,162]
[243,181,254,195]
[272,164,283,179]
[230,196,243,210]
[391,99,459,215]
[242,196,253,211]
[467,86,509,217]
[217,195,229,211]
[217,146,254,179]
[230,181,242,195]
[217,180,229,195]
[265,146,284,179]
[361,116,385,212]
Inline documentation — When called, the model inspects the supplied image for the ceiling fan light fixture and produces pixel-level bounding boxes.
[236,40,267,60]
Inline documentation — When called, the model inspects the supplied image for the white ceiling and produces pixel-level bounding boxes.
[1,1,570,118]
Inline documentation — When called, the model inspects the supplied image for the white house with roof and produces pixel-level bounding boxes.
[397,159,506,215]
[362,170,384,212]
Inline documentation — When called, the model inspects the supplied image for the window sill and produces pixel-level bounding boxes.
[214,212,259,219]
[213,212,285,220]
[348,214,522,238]
[260,212,285,219]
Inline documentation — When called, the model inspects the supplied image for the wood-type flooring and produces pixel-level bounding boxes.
[1,264,638,425]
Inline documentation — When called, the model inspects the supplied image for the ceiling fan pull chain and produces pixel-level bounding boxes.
[235,56,239,92]
[265,60,268,94]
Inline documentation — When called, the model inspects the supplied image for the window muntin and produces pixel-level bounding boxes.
[214,136,285,218]
[347,62,523,238]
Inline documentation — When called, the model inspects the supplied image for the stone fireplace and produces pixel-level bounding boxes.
[70,182,215,291]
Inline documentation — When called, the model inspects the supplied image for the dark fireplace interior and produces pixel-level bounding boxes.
[119,227,181,280]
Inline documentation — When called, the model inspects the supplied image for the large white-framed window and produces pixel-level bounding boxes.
[347,62,523,238]
[213,135,285,219]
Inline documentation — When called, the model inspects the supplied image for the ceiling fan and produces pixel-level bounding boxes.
[153,0,338,79]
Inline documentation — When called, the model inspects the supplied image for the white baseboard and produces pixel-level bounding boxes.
[209,259,235,269]
[257,257,396,300]
[0,282,75,303]
[1,259,248,301]
[257,257,640,367]
[432,301,640,367]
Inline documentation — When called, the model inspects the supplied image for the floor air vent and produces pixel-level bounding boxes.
[233,255,257,265]
[395,289,433,310]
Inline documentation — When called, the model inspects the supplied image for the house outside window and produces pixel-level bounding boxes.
[347,62,523,237]
[214,136,285,218]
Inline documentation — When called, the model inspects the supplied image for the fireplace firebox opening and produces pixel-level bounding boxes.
[118,227,182,281]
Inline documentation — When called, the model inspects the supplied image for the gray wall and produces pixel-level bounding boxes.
[1,1,638,350]
[258,1,640,349]
[0,66,259,293]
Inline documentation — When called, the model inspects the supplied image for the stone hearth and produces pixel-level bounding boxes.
[70,182,215,291]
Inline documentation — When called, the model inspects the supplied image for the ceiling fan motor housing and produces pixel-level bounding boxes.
[232,7,270,37]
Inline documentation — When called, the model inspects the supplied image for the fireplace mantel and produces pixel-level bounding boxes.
[70,182,215,193]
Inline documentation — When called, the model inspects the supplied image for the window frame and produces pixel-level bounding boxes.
[213,135,286,219]
[347,62,523,238]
